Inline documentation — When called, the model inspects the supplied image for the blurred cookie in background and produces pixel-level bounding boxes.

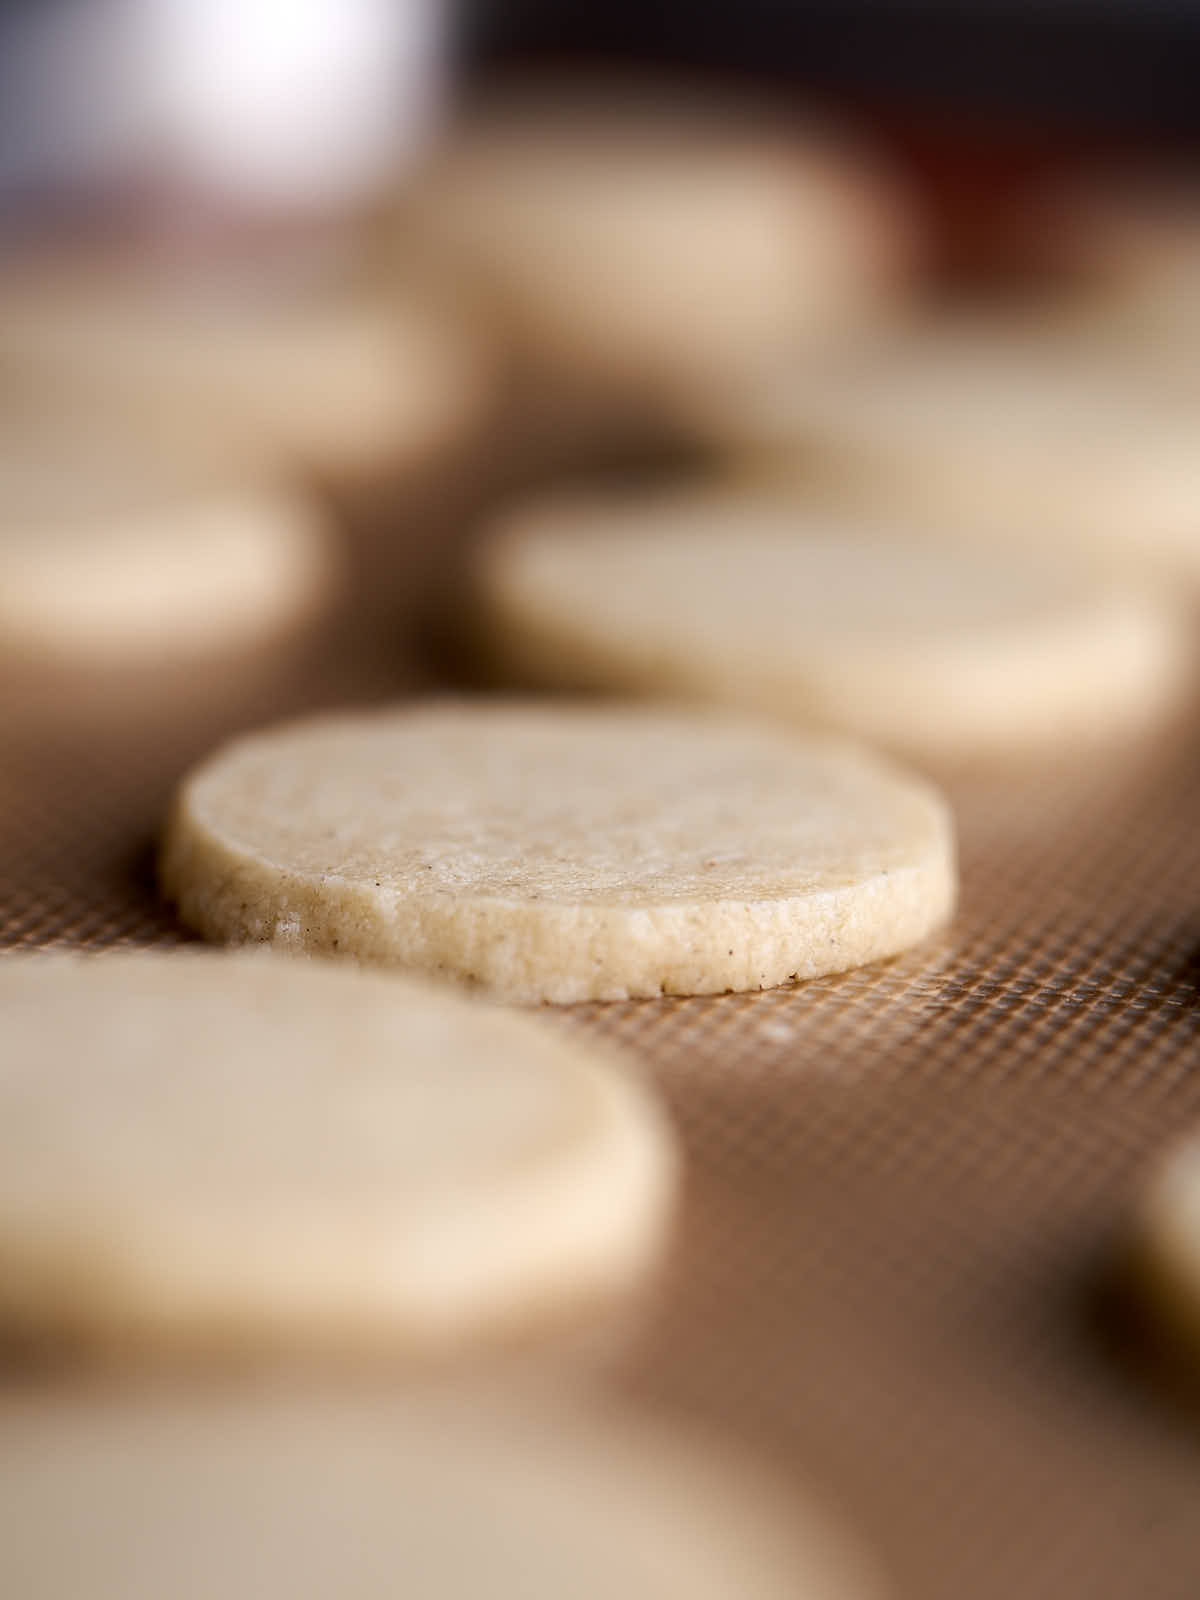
[0,245,496,499]
[0,405,343,730]
[474,485,1195,766]
[0,1388,888,1600]
[683,322,1200,593]
[0,241,499,645]
[404,83,923,434]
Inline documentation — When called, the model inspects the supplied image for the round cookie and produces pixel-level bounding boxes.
[688,326,1200,588]
[0,421,338,670]
[0,1391,886,1600]
[0,950,675,1353]
[474,488,1194,763]
[161,701,956,1003]
[411,88,918,398]
[0,251,493,492]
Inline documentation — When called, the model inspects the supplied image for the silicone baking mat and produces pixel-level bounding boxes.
[3,635,1199,1600]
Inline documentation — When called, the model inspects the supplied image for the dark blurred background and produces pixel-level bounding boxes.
[462,1,1200,142]
[456,0,1200,299]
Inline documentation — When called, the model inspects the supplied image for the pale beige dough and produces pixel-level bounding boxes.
[0,421,338,667]
[687,325,1200,587]
[161,701,956,1003]
[411,87,918,398]
[0,950,675,1352]
[0,1390,886,1600]
[476,488,1194,763]
[0,251,493,489]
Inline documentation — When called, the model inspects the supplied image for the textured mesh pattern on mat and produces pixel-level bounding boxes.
[4,686,1200,1600]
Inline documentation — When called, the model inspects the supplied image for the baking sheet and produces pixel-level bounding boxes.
[4,654,1200,1600]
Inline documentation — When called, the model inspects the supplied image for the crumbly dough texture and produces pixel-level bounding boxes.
[477,489,1193,762]
[0,427,336,665]
[0,950,675,1352]
[690,328,1200,586]
[161,702,956,1003]
[0,1391,886,1600]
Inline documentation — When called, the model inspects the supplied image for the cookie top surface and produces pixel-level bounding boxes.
[484,487,1101,636]
[0,949,675,1350]
[0,1391,886,1600]
[477,491,1192,762]
[721,326,1198,452]
[162,701,956,1001]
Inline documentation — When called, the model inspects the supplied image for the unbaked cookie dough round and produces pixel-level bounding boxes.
[161,701,956,1003]
[411,88,918,397]
[0,422,338,669]
[0,1391,886,1600]
[0,251,493,491]
[688,327,1200,587]
[0,950,675,1352]
[474,488,1194,763]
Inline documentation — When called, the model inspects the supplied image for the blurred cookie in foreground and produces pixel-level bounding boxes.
[0,1390,887,1600]
[475,488,1194,765]
[685,325,1200,590]
[161,702,955,1003]
[0,950,675,1356]
[0,246,495,497]
[407,84,921,409]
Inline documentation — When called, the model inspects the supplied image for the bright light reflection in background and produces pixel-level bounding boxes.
[143,0,443,208]
[0,0,447,214]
